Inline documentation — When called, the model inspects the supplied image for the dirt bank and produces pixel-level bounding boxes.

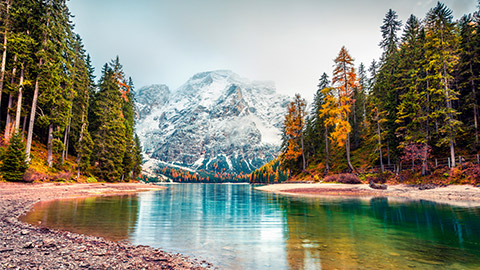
[0,182,215,269]
[255,183,480,207]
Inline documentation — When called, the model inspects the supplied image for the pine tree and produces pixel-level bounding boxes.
[0,0,11,117]
[304,73,330,166]
[332,46,357,172]
[424,2,461,167]
[133,134,143,179]
[373,9,403,167]
[90,63,127,182]
[395,14,431,174]
[26,0,74,163]
[0,132,28,182]
[458,13,480,149]
[379,9,402,57]
[68,35,94,177]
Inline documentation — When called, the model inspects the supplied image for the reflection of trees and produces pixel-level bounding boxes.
[22,195,139,241]
[280,196,480,269]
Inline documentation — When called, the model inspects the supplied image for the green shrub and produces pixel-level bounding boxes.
[0,132,29,182]
[86,176,97,183]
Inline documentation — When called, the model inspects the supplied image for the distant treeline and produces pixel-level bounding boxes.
[154,165,250,183]
[0,0,141,182]
[248,157,290,184]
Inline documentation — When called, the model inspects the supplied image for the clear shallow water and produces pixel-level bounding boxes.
[21,184,480,269]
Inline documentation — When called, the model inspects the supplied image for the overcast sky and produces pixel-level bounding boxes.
[67,0,477,100]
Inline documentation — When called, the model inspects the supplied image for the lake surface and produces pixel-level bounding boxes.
[21,184,480,269]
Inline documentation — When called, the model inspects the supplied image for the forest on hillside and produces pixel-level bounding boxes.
[251,2,480,185]
[0,0,141,182]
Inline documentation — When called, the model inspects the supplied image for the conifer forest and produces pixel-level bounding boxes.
[0,0,141,182]
[252,2,480,184]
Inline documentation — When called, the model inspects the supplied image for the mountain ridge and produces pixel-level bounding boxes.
[135,70,289,177]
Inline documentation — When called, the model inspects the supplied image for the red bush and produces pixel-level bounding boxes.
[324,173,362,184]
[23,169,47,183]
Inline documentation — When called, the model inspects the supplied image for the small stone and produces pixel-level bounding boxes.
[23,242,34,249]
[21,230,29,235]
[6,218,16,224]
[42,239,56,248]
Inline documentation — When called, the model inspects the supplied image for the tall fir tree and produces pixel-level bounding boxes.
[424,2,461,167]
[90,64,127,181]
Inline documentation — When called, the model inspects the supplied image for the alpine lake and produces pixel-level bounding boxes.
[21,184,480,269]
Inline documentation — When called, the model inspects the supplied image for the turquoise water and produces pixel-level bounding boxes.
[22,184,480,269]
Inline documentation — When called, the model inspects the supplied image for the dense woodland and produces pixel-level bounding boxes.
[0,0,141,182]
[253,2,480,184]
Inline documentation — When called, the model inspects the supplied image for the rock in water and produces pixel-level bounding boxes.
[135,70,289,175]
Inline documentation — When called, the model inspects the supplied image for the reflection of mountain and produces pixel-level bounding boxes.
[132,184,289,269]
[281,197,480,269]
[21,195,139,241]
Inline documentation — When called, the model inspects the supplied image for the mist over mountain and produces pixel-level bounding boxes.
[135,70,289,176]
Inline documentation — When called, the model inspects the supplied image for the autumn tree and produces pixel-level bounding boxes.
[331,46,357,172]
[281,94,307,172]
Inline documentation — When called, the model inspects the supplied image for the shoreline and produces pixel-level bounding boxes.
[255,183,480,207]
[0,182,214,269]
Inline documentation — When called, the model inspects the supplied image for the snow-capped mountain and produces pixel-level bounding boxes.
[135,70,289,175]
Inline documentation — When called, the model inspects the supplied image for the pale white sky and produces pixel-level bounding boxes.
[68,0,477,100]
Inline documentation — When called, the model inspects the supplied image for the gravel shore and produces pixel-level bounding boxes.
[0,182,215,270]
[255,183,480,207]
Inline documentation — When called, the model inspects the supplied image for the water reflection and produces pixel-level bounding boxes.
[132,184,288,269]
[281,196,480,269]
[21,195,139,241]
[21,184,480,269]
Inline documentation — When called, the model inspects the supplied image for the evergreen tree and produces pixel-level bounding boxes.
[424,2,461,167]
[395,14,431,174]
[68,34,93,177]
[304,73,330,165]
[90,63,127,182]
[133,134,143,179]
[373,9,403,167]
[0,132,28,182]
[379,9,402,57]
[458,14,480,149]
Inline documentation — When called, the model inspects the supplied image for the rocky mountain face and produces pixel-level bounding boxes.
[135,70,289,175]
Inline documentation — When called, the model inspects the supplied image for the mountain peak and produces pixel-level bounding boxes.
[135,71,290,176]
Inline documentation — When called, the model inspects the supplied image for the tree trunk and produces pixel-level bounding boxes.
[470,62,479,146]
[387,143,391,167]
[0,1,10,120]
[14,63,24,131]
[22,115,27,138]
[76,110,87,178]
[440,25,456,167]
[421,143,428,176]
[47,123,54,167]
[346,133,355,173]
[324,127,330,174]
[5,55,17,140]
[300,131,305,171]
[363,98,367,130]
[5,93,13,135]
[25,78,40,160]
[376,109,384,173]
[61,114,72,164]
